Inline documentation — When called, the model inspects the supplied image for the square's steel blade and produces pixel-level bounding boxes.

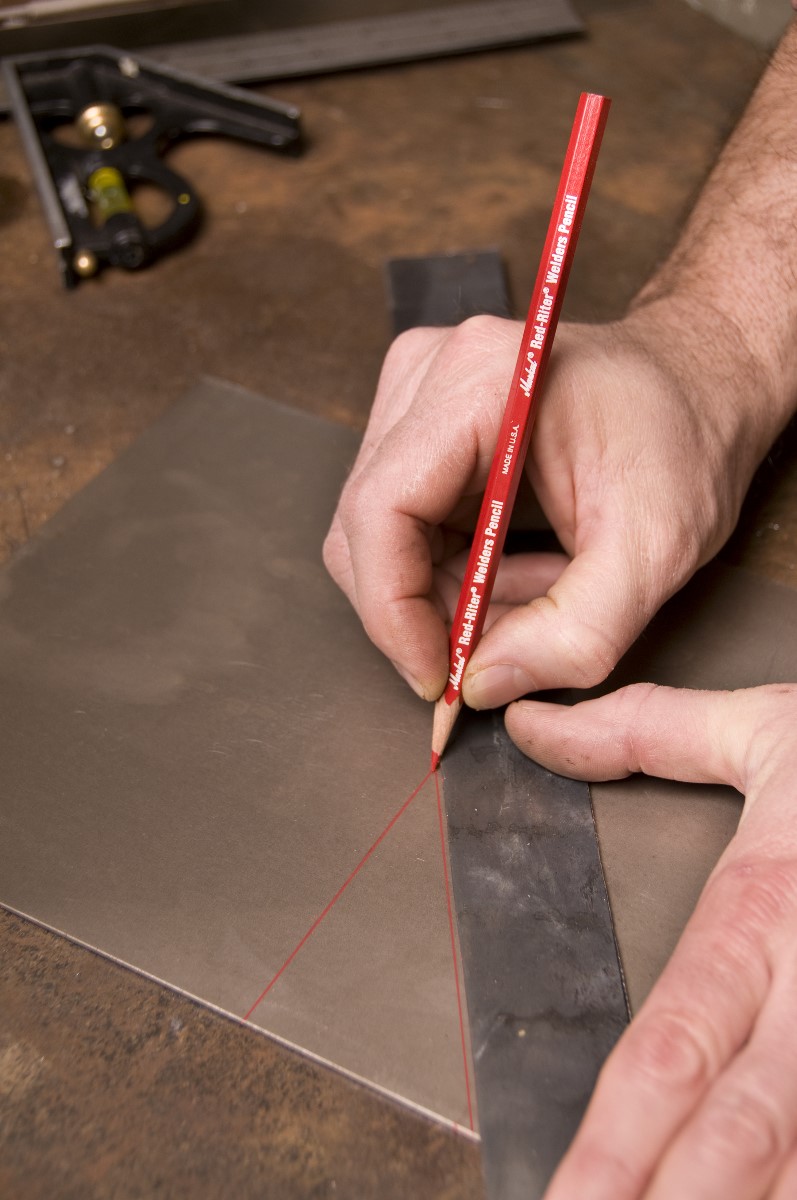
[442,707,629,1200]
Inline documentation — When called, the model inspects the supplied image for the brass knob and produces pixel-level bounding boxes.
[76,103,126,151]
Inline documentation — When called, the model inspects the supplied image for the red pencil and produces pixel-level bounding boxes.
[431,91,611,767]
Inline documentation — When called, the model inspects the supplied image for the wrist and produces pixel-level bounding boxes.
[624,25,797,445]
[623,291,793,476]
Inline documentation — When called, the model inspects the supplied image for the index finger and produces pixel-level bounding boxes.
[332,317,521,697]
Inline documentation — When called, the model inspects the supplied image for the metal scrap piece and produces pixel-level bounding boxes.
[442,706,629,1199]
[386,250,511,335]
[145,1,584,88]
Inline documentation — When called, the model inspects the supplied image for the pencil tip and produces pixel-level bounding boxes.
[431,694,462,767]
[431,751,440,772]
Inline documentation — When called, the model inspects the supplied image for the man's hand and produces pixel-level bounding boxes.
[326,25,797,709]
[325,307,770,705]
[505,683,797,1200]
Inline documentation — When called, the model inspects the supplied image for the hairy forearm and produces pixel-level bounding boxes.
[631,20,797,446]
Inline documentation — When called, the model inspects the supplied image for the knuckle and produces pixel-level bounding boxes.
[380,326,446,387]
[764,682,797,703]
[565,1142,640,1194]
[358,596,411,659]
[613,681,660,719]
[458,313,507,340]
[570,656,616,690]
[615,682,662,773]
[747,684,797,753]
[436,314,515,369]
[359,605,386,648]
[699,1089,782,1167]
[641,487,725,583]
[384,325,439,365]
[321,527,344,582]
[335,472,374,536]
[707,856,797,942]
[644,514,701,584]
[620,1010,712,1092]
[540,609,621,688]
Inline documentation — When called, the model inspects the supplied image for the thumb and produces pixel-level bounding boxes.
[463,536,660,708]
[505,683,750,789]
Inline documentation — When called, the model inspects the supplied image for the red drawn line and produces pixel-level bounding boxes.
[435,767,475,1132]
[243,764,436,1023]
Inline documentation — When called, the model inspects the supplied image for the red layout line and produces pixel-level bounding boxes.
[435,767,475,1131]
[243,764,435,1023]
[242,760,476,1134]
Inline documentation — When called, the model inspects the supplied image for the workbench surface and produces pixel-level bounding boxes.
[1,2,795,1196]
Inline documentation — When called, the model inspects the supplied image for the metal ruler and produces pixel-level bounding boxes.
[0,0,583,112]
[145,0,583,87]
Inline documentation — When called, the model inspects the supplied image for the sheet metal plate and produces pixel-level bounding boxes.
[0,378,475,1129]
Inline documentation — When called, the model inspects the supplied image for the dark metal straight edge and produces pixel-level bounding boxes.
[386,249,512,334]
[145,0,583,84]
[441,708,628,1200]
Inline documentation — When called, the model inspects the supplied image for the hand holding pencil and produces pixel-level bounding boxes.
[324,98,763,737]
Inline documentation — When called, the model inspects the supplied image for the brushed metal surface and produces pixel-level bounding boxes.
[0,377,475,1129]
[590,563,797,1012]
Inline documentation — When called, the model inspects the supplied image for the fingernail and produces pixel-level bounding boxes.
[390,660,430,700]
[466,664,534,709]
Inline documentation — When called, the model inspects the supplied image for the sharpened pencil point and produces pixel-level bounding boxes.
[431,751,440,772]
[431,694,462,765]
